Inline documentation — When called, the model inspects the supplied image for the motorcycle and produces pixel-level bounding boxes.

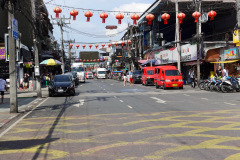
[221,76,233,93]
[210,78,222,92]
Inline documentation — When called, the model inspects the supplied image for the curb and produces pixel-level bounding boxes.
[0,97,47,130]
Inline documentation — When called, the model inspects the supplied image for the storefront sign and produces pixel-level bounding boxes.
[233,30,239,46]
[154,47,178,65]
[224,48,239,59]
[181,44,197,62]
[0,47,5,60]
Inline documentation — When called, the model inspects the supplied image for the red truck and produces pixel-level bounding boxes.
[154,66,183,89]
[142,67,155,86]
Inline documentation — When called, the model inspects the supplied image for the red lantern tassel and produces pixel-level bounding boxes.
[164,20,167,24]
[118,20,121,24]
[56,13,59,18]
[148,21,152,25]
[133,20,137,25]
[179,19,183,24]
[210,17,214,20]
[195,18,198,23]
[87,17,90,22]
[73,16,76,21]
[89,46,92,49]
[102,19,105,23]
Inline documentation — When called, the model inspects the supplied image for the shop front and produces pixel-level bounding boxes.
[222,47,240,76]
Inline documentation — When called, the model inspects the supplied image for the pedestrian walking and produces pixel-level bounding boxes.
[189,67,196,88]
[23,73,29,91]
[223,66,229,77]
[129,70,133,86]
[0,75,7,104]
[215,66,223,79]
[123,71,127,86]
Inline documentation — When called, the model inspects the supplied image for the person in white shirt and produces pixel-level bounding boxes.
[223,66,229,77]
[0,75,7,104]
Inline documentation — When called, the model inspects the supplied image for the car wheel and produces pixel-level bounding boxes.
[69,90,75,96]
[145,81,148,86]
[156,83,159,89]
[163,83,167,90]
[179,86,183,89]
[49,92,53,97]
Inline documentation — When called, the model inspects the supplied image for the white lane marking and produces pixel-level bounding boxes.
[127,105,133,109]
[150,97,166,104]
[201,98,208,100]
[79,99,85,106]
[224,102,236,106]
[184,94,190,96]
[103,89,106,90]
[110,84,114,86]
[0,97,49,138]
[114,96,117,98]
[119,100,124,103]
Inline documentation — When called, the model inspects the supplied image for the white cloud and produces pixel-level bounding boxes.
[112,2,151,14]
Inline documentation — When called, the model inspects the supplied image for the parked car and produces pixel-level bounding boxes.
[86,72,94,79]
[65,72,79,86]
[48,75,75,97]
[142,67,155,86]
[132,70,142,84]
[154,66,183,89]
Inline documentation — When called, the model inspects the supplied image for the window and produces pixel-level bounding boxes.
[147,70,154,75]
[165,70,180,76]
[54,76,71,82]
[98,71,106,74]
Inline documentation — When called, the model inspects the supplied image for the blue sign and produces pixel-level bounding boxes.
[125,52,128,57]
[12,18,18,39]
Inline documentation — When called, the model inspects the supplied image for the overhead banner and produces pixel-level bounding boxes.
[154,47,178,65]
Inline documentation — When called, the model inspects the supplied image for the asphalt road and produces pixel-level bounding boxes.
[1,79,240,160]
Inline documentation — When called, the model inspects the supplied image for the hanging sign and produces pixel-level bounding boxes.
[12,18,18,40]
[224,48,239,60]
[0,47,5,60]
[233,30,239,46]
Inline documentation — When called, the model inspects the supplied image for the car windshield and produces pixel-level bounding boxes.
[71,67,83,72]
[165,70,180,76]
[53,76,71,82]
[98,71,105,74]
[88,73,93,75]
[134,71,142,74]
[147,70,154,75]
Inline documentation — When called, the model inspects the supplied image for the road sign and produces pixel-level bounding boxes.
[12,18,18,39]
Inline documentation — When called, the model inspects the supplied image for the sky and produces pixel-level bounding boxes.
[43,0,156,56]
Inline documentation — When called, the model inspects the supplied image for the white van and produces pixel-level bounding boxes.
[78,71,85,83]
[97,68,107,79]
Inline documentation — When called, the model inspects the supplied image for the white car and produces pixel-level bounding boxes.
[77,71,85,83]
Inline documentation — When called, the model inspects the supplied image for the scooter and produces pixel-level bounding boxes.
[210,78,222,92]
[221,76,233,93]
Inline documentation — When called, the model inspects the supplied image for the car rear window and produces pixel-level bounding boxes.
[54,76,71,82]
[165,70,180,76]
[147,70,154,75]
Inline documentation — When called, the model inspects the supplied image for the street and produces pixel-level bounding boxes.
[0,79,240,160]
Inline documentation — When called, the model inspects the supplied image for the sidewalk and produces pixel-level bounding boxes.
[0,88,49,129]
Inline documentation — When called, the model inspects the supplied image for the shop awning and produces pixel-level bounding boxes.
[210,60,239,63]
[138,60,148,64]
[141,60,156,66]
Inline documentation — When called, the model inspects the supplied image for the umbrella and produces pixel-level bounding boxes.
[40,59,62,66]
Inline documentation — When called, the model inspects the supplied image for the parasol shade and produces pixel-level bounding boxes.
[40,59,62,66]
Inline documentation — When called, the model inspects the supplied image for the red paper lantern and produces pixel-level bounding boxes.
[90,59,93,62]
[128,40,131,46]
[70,10,78,20]
[131,13,139,25]
[161,13,170,24]
[76,44,80,49]
[83,59,86,62]
[95,44,99,49]
[177,13,186,24]
[121,41,125,46]
[53,7,62,18]
[101,44,105,48]
[115,42,118,47]
[85,11,93,22]
[80,59,82,61]
[87,59,89,62]
[82,44,86,49]
[115,60,118,62]
[100,12,108,23]
[192,11,201,23]
[146,14,155,25]
[208,10,217,20]
[94,59,96,62]
[116,13,124,24]
[97,59,99,62]
[89,44,93,49]
[108,43,112,48]
[69,44,73,49]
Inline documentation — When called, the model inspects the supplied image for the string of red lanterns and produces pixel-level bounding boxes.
[54,7,217,25]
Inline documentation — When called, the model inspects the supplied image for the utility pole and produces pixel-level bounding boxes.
[176,0,181,73]
[8,1,18,113]
[196,0,201,85]
[51,16,71,74]
[31,0,41,97]
[64,40,75,64]
[150,30,153,67]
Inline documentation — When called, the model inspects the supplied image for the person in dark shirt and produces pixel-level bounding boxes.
[23,73,29,91]
[215,66,223,79]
